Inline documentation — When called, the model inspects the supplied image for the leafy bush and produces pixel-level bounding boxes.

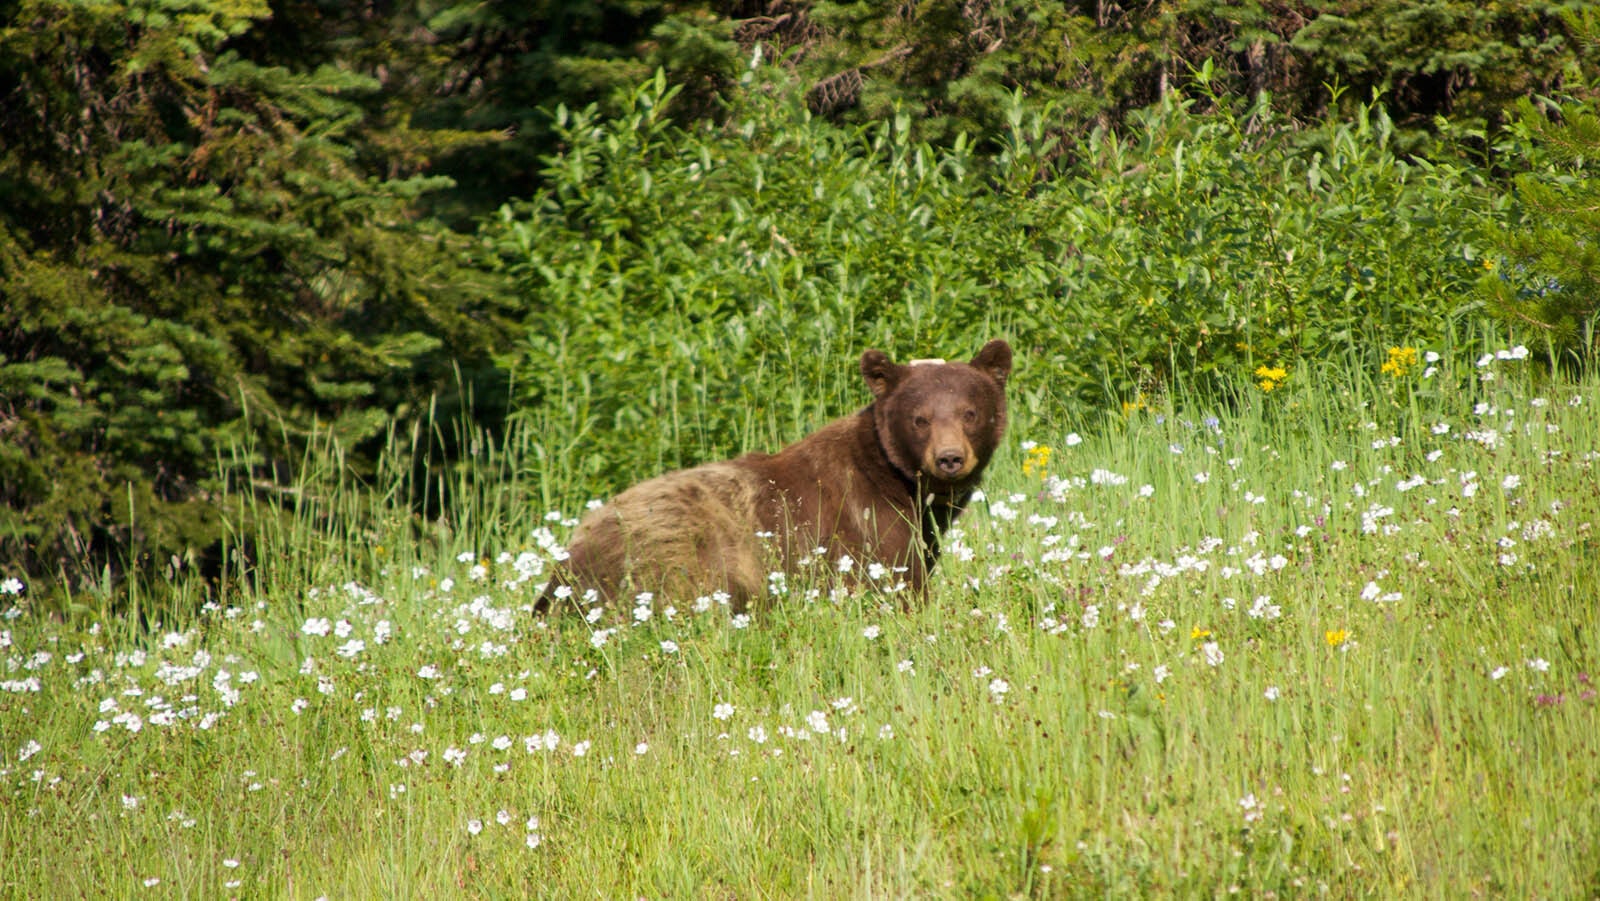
[1033,71,1501,401]
[490,63,1505,505]
[490,66,1038,508]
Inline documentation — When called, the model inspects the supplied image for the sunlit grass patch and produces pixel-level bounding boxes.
[3,344,1599,897]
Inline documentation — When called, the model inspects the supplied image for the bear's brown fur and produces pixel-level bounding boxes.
[545,339,1012,610]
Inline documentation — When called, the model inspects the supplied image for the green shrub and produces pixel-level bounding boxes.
[490,67,1038,508]
[1034,72,1501,402]
[489,64,1505,506]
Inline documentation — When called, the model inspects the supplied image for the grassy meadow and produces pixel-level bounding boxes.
[3,341,1599,898]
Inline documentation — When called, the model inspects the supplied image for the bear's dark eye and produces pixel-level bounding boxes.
[962,409,977,425]
[913,415,930,430]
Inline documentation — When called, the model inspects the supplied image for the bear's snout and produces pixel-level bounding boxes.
[922,424,977,481]
[934,448,966,476]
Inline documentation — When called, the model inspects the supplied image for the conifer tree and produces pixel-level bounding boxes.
[0,0,509,594]
[1488,86,1600,350]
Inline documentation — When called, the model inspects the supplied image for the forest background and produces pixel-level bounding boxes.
[3,0,1599,605]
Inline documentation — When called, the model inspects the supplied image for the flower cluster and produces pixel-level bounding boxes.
[1021,442,1053,479]
[1380,346,1418,378]
[1254,363,1287,392]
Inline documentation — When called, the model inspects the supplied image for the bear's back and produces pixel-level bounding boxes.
[561,462,771,607]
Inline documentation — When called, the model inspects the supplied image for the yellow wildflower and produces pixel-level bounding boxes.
[1022,444,1053,479]
[1324,629,1349,648]
[1254,364,1287,392]
[1190,626,1213,641]
[1380,346,1418,378]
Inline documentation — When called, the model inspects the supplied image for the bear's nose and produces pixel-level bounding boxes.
[935,449,966,476]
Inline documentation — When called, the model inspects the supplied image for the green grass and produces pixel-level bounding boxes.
[4,343,1599,898]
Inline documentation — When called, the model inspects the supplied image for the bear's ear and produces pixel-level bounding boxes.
[969,339,1013,387]
[860,350,907,399]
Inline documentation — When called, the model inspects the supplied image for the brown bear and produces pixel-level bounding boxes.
[543,339,1011,611]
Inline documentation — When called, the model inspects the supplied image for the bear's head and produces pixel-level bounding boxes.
[860,339,1012,493]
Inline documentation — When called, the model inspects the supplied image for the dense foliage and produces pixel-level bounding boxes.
[428,1,1598,178]
[490,63,1502,507]
[1482,9,1600,351]
[2,0,1598,602]
[0,0,511,590]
